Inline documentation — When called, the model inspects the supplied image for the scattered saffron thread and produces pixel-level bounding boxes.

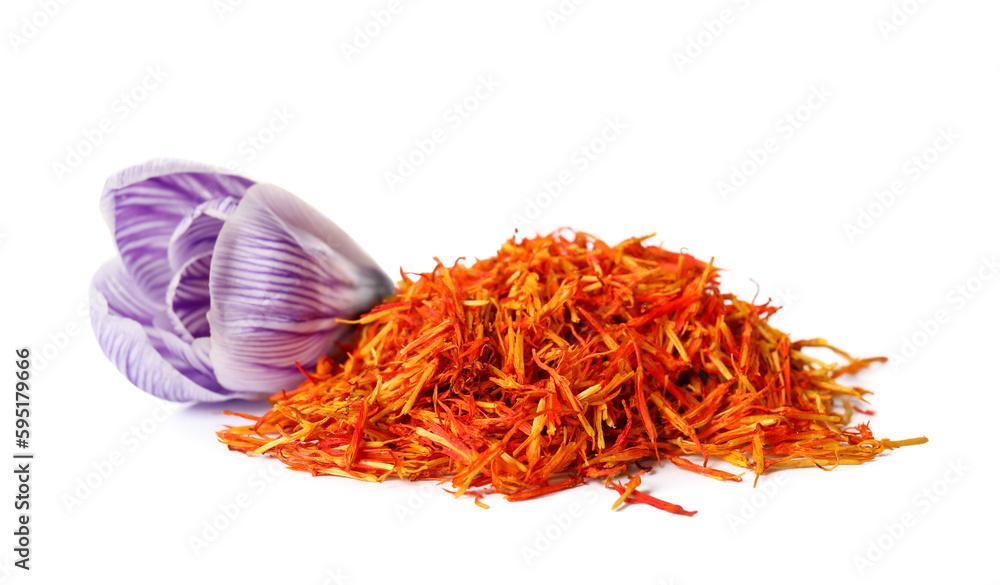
[218,231,926,515]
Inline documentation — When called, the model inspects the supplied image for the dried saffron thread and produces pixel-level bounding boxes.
[217,231,927,514]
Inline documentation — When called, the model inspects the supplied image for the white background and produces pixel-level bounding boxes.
[2,1,998,583]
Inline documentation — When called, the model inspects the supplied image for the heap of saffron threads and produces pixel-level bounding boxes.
[217,231,926,515]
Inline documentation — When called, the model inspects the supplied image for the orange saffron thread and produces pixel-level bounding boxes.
[217,231,927,515]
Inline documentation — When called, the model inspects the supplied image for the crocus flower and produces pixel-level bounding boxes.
[91,159,394,402]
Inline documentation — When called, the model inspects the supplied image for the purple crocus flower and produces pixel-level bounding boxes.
[91,159,394,402]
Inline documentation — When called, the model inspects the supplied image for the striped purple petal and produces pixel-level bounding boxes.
[207,183,395,393]
[165,252,213,342]
[167,196,240,272]
[100,159,254,303]
[91,258,238,402]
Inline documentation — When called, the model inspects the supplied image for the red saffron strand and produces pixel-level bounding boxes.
[217,231,927,515]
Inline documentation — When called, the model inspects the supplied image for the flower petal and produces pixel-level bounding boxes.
[91,258,245,402]
[164,252,213,342]
[167,196,240,272]
[100,159,254,302]
[207,183,395,393]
